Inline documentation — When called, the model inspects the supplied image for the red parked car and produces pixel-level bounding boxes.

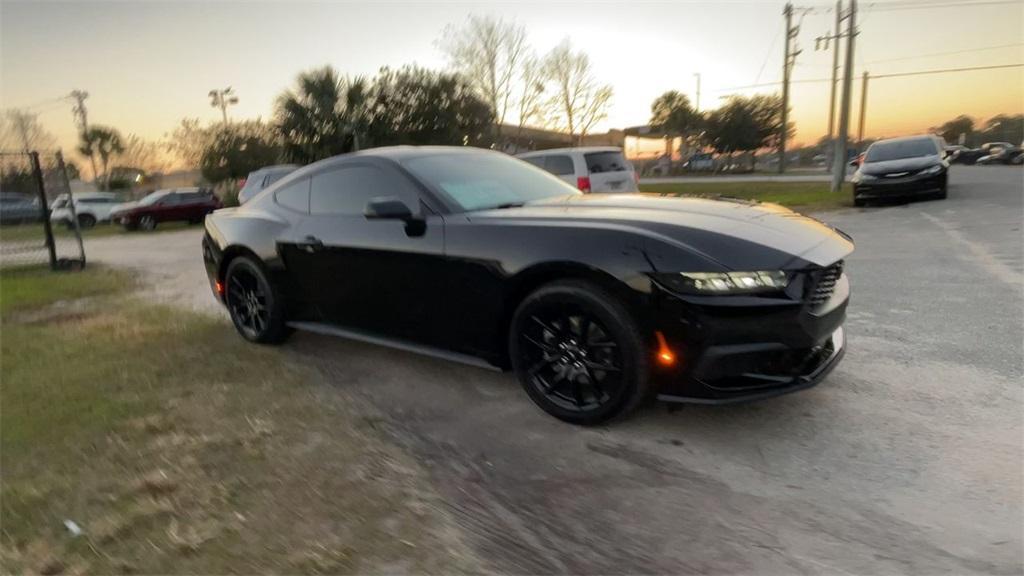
[111,188,221,231]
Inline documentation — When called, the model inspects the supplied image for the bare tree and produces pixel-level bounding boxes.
[439,15,527,141]
[514,53,547,150]
[0,109,57,152]
[165,118,216,169]
[543,40,613,144]
[118,134,170,175]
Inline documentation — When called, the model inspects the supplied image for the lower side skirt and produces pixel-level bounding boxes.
[287,321,502,372]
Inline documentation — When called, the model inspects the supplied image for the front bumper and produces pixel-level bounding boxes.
[649,271,849,404]
[853,172,945,199]
[656,327,845,404]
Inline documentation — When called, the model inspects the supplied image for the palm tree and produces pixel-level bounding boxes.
[275,67,376,163]
[78,126,124,190]
[275,67,348,164]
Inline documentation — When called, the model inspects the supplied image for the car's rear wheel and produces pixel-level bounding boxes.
[225,256,289,344]
[77,213,96,229]
[509,280,650,425]
[139,215,156,231]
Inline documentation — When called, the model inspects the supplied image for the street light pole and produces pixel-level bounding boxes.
[779,3,794,174]
[208,87,239,123]
[857,71,869,145]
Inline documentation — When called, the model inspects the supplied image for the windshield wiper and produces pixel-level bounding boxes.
[493,202,525,209]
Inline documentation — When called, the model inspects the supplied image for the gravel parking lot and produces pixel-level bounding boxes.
[85,166,1023,574]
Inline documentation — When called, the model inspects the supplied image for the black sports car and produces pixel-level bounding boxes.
[203,146,853,424]
[852,136,949,206]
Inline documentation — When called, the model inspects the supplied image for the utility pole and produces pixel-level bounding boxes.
[693,73,702,113]
[208,87,238,123]
[826,0,842,152]
[778,3,802,172]
[70,89,99,184]
[831,0,857,193]
[857,71,869,145]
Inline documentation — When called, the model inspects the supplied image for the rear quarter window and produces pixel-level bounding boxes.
[544,155,575,176]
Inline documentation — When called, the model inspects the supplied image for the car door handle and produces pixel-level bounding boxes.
[297,235,323,253]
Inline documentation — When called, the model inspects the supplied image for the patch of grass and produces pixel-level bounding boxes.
[0,221,196,243]
[1,268,478,574]
[640,181,854,210]
[0,266,129,315]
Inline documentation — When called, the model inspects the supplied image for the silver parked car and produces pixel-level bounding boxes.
[237,164,298,204]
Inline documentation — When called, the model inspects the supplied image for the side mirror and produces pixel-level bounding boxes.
[365,196,413,221]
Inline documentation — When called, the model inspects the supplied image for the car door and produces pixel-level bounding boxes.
[283,161,448,345]
[542,155,577,187]
[154,192,182,222]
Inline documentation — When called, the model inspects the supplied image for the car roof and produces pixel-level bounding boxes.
[870,135,936,145]
[250,164,298,174]
[517,146,624,157]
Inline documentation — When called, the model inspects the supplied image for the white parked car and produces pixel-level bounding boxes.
[237,164,298,204]
[49,192,123,228]
[517,147,639,193]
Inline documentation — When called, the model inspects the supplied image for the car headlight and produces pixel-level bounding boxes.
[921,164,944,175]
[653,271,790,295]
[855,171,877,182]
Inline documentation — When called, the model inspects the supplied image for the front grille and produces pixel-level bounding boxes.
[808,261,843,306]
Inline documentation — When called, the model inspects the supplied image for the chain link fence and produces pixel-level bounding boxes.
[0,151,85,270]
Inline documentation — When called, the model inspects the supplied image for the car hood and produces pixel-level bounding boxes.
[470,194,854,270]
[861,155,940,175]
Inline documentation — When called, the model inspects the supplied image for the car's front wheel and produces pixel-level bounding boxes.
[509,280,650,425]
[77,213,97,229]
[225,256,290,344]
[139,215,156,231]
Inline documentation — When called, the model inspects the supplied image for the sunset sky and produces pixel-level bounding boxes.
[2,0,1022,162]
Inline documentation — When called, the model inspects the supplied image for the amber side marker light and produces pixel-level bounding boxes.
[655,331,677,366]
[215,280,224,296]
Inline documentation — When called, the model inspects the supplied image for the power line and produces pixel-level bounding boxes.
[871,62,1024,78]
[715,61,1023,91]
[866,42,1024,64]
[866,0,1021,11]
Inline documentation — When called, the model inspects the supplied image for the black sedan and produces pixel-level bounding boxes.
[852,136,949,206]
[202,147,853,424]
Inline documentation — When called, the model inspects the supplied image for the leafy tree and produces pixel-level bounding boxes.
[933,115,975,145]
[439,15,527,141]
[117,134,169,175]
[367,66,494,147]
[978,114,1023,145]
[543,40,613,144]
[78,126,124,190]
[650,91,702,140]
[704,95,789,168]
[200,121,282,185]
[274,66,353,164]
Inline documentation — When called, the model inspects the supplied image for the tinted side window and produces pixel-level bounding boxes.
[545,155,575,176]
[265,172,289,187]
[523,156,546,168]
[275,178,311,213]
[160,194,181,205]
[311,165,413,216]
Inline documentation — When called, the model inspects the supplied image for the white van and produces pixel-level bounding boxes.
[517,147,639,193]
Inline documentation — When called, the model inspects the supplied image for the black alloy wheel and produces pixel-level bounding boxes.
[225,257,289,344]
[510,280,649,425]
[139,215,157,231]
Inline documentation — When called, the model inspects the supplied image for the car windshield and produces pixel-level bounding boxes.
[138,191,170,206]
[402,151,580,212]
[865,139,939,162]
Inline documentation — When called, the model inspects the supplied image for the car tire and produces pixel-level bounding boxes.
[224,256,290,345]
[77,213,97,229]
[509,280,650,425]
[139,215,156,231]
[853,197,867,207]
